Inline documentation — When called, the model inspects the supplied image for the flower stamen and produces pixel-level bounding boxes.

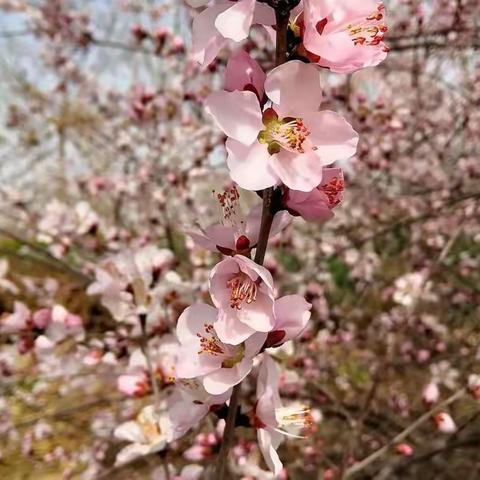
[197,324,224,356]
[346,4,388,49]
[275,405,314,433]
[227,273,258,309]
[259,113,311,155]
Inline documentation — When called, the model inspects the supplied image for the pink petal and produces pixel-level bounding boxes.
[304,0,388,73]
[234,255,275,293]
[205,224,236,250]
[245,332,268,357]
[246,206,291,245]
[270,210,293,237]
[235,293,274,333]
[214,311,257,345]
[215,0,256,42]
[304,110,359,164]
[209,257,240,308]
[224,49,266,99]
[257,428,284,475]
[257,353,281,400]
[270,149,324,192]
[257,387,279,427]
[187,231,217,252]
[226,138,278,191]
[253,3,276,25]
[287,189,334,222]
[191,3,230,65]
[203,358,253,395]
[176,340,221,378]
[205,90,263,145]
[273,295,312,343]
[265,60,323,117]
[176,303,218,344]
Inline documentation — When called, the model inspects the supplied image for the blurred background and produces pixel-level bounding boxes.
[0,0,479,479]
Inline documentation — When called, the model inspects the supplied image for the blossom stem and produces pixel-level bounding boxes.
[214,9,291,480]
[344,388,466,477]
[139,314,161,413]
[213,383,241,479]
[254,9,289,264]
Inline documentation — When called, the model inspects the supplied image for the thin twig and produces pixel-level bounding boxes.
[139,314,161,413]
[344,389,466,478]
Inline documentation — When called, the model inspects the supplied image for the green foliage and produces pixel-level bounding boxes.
[327,256,353,290]
[277,249,303,273]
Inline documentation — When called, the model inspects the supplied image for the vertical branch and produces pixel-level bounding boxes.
[212,383,242,480]
[57,124,66,197]
[139,314,161,412]
[214,8,291,480]
[344,389,466,478]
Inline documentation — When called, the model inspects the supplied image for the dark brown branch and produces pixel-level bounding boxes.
[213,8,291,480]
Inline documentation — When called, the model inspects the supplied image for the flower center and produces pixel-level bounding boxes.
[258,108,311,155]
[346,4,388,49]
[227,273,258,310]
[221,343,245,369]
[275,405,314,432]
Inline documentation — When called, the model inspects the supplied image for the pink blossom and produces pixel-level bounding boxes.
[175,303,266,394]
[252,355,313,476]
[34,305,84,353]
[468,374,480,400]
[32,308,52,330]
[265,295,312,348]
[188,186,291,256]
[0,301,31,334]
[285,167,345,223]
[163,380,230,441]
[301,0,389,73]
[87,246,176,324]
[187,0,275,65]
[118,335,179,397]
[433,412,457,434]
[224,49,266,100]
[210,255,275,344]
[113,405,169,465]
[422,382,440,406]
[117,349,151,397]
[205,60,358,191]
[118,372,150,397]
[395,443,414,456]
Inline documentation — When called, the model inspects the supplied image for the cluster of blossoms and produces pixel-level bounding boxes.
[3,0,480,478]
[0,302,84,355]
[95,0,390,475]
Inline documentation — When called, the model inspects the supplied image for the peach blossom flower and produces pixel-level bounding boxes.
[113,405,169,465]
[205,60,358,192]
[301,0,389,73]
[187,0,275,65]
[433,412,457,434]
[188,185,291,256]
[285,167,345,223]
[210,255,276,344]
[175,303,266,395]
[252,355,313,476]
